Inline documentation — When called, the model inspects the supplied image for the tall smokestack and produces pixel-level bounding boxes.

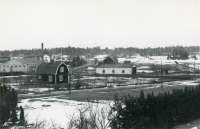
[41,43,44,63]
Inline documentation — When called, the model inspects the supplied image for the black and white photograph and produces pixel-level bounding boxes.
[0,0,200,128]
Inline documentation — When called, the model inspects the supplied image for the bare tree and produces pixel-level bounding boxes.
[67,102,112,129]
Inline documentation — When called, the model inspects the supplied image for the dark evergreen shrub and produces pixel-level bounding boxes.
[75,81,82,89]
[0,85,19,126]
[20,106,25,124]
[110,85,200,129]
[53,84,60,91]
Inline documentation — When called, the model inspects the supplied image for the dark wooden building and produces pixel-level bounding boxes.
[35,62,69,84]
[0,56,10,63]
[98,57,115,65]
[93,55,115,65]
[161,68,169,74]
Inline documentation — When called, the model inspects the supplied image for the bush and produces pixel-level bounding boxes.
[68,103,111,129]
[110,85,200,129]
[75,81,82,89]
[53,84,60,91]
[0,85,22,126]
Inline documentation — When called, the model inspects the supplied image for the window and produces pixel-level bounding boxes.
[7,65,9,68]
[122,70,125,73]
[24,65,26,67]
[112,70,115,73]
[15,65,17,67]
[3,65,5,67]
[38,75,41,79]
[19,65,21,67]
[102,70,105,73]
[49,75,52,82]
[60,67,64,72]
[59,75,63,81]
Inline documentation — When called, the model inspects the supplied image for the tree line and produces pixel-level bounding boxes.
[0,46,199,57]
[110,85,200,129]
[168,47,189,59]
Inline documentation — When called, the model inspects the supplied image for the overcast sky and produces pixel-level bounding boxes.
[0,0,199,50]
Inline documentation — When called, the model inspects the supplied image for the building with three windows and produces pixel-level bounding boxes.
[95,64,137,77]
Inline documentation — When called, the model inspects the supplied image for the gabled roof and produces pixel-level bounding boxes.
[93,55,109,59]
[96,64,134,68]
[36,62,67,74]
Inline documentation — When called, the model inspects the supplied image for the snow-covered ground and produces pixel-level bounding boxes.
[116,57,200,74]
[18,97,110,128]
[118,56,200,67]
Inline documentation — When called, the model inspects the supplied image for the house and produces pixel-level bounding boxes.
[52,54,73,64]
[95,64,136,77]
[93,55,115,65]
[0,56,10,63]
[0,58,41,73]
[35,61,69,84]
[43,54,51,62]
[25,53,42,60]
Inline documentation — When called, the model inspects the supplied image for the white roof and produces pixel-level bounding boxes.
[93,55,109,59]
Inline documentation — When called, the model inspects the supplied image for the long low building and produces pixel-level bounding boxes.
[0,58,41,74]
[95,64,136,77]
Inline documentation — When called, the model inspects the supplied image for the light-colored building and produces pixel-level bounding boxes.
[0,58,41,73]
[44,54,51,62]
[95,64,136,77]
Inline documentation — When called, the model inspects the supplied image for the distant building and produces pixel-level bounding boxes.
[0,56,10,63]
[161,68,169,74]
[43,54,51,62]
[25,54,42,60]
[95,64,136,77]
[124,60,131,64]
[35,61,69,84]
[52,54,73,63]
[93,55,115,65]
[0,58,41,73]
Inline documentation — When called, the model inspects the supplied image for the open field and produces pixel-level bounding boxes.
[52,80,199,101]
[16,80,200,129]
[16,79,199,99]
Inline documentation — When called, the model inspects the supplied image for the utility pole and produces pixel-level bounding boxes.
[27,64,29,94]
[69,60,72,94]
[161,59,163,88]
[194,62,195,80]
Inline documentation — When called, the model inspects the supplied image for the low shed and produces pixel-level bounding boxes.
[36,62,69,84]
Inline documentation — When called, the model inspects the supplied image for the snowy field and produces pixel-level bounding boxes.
[18,97,110,128]
[16,79,199,128]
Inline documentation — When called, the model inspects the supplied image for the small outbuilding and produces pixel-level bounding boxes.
[161,68,169,74]
[35,61,69,84]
